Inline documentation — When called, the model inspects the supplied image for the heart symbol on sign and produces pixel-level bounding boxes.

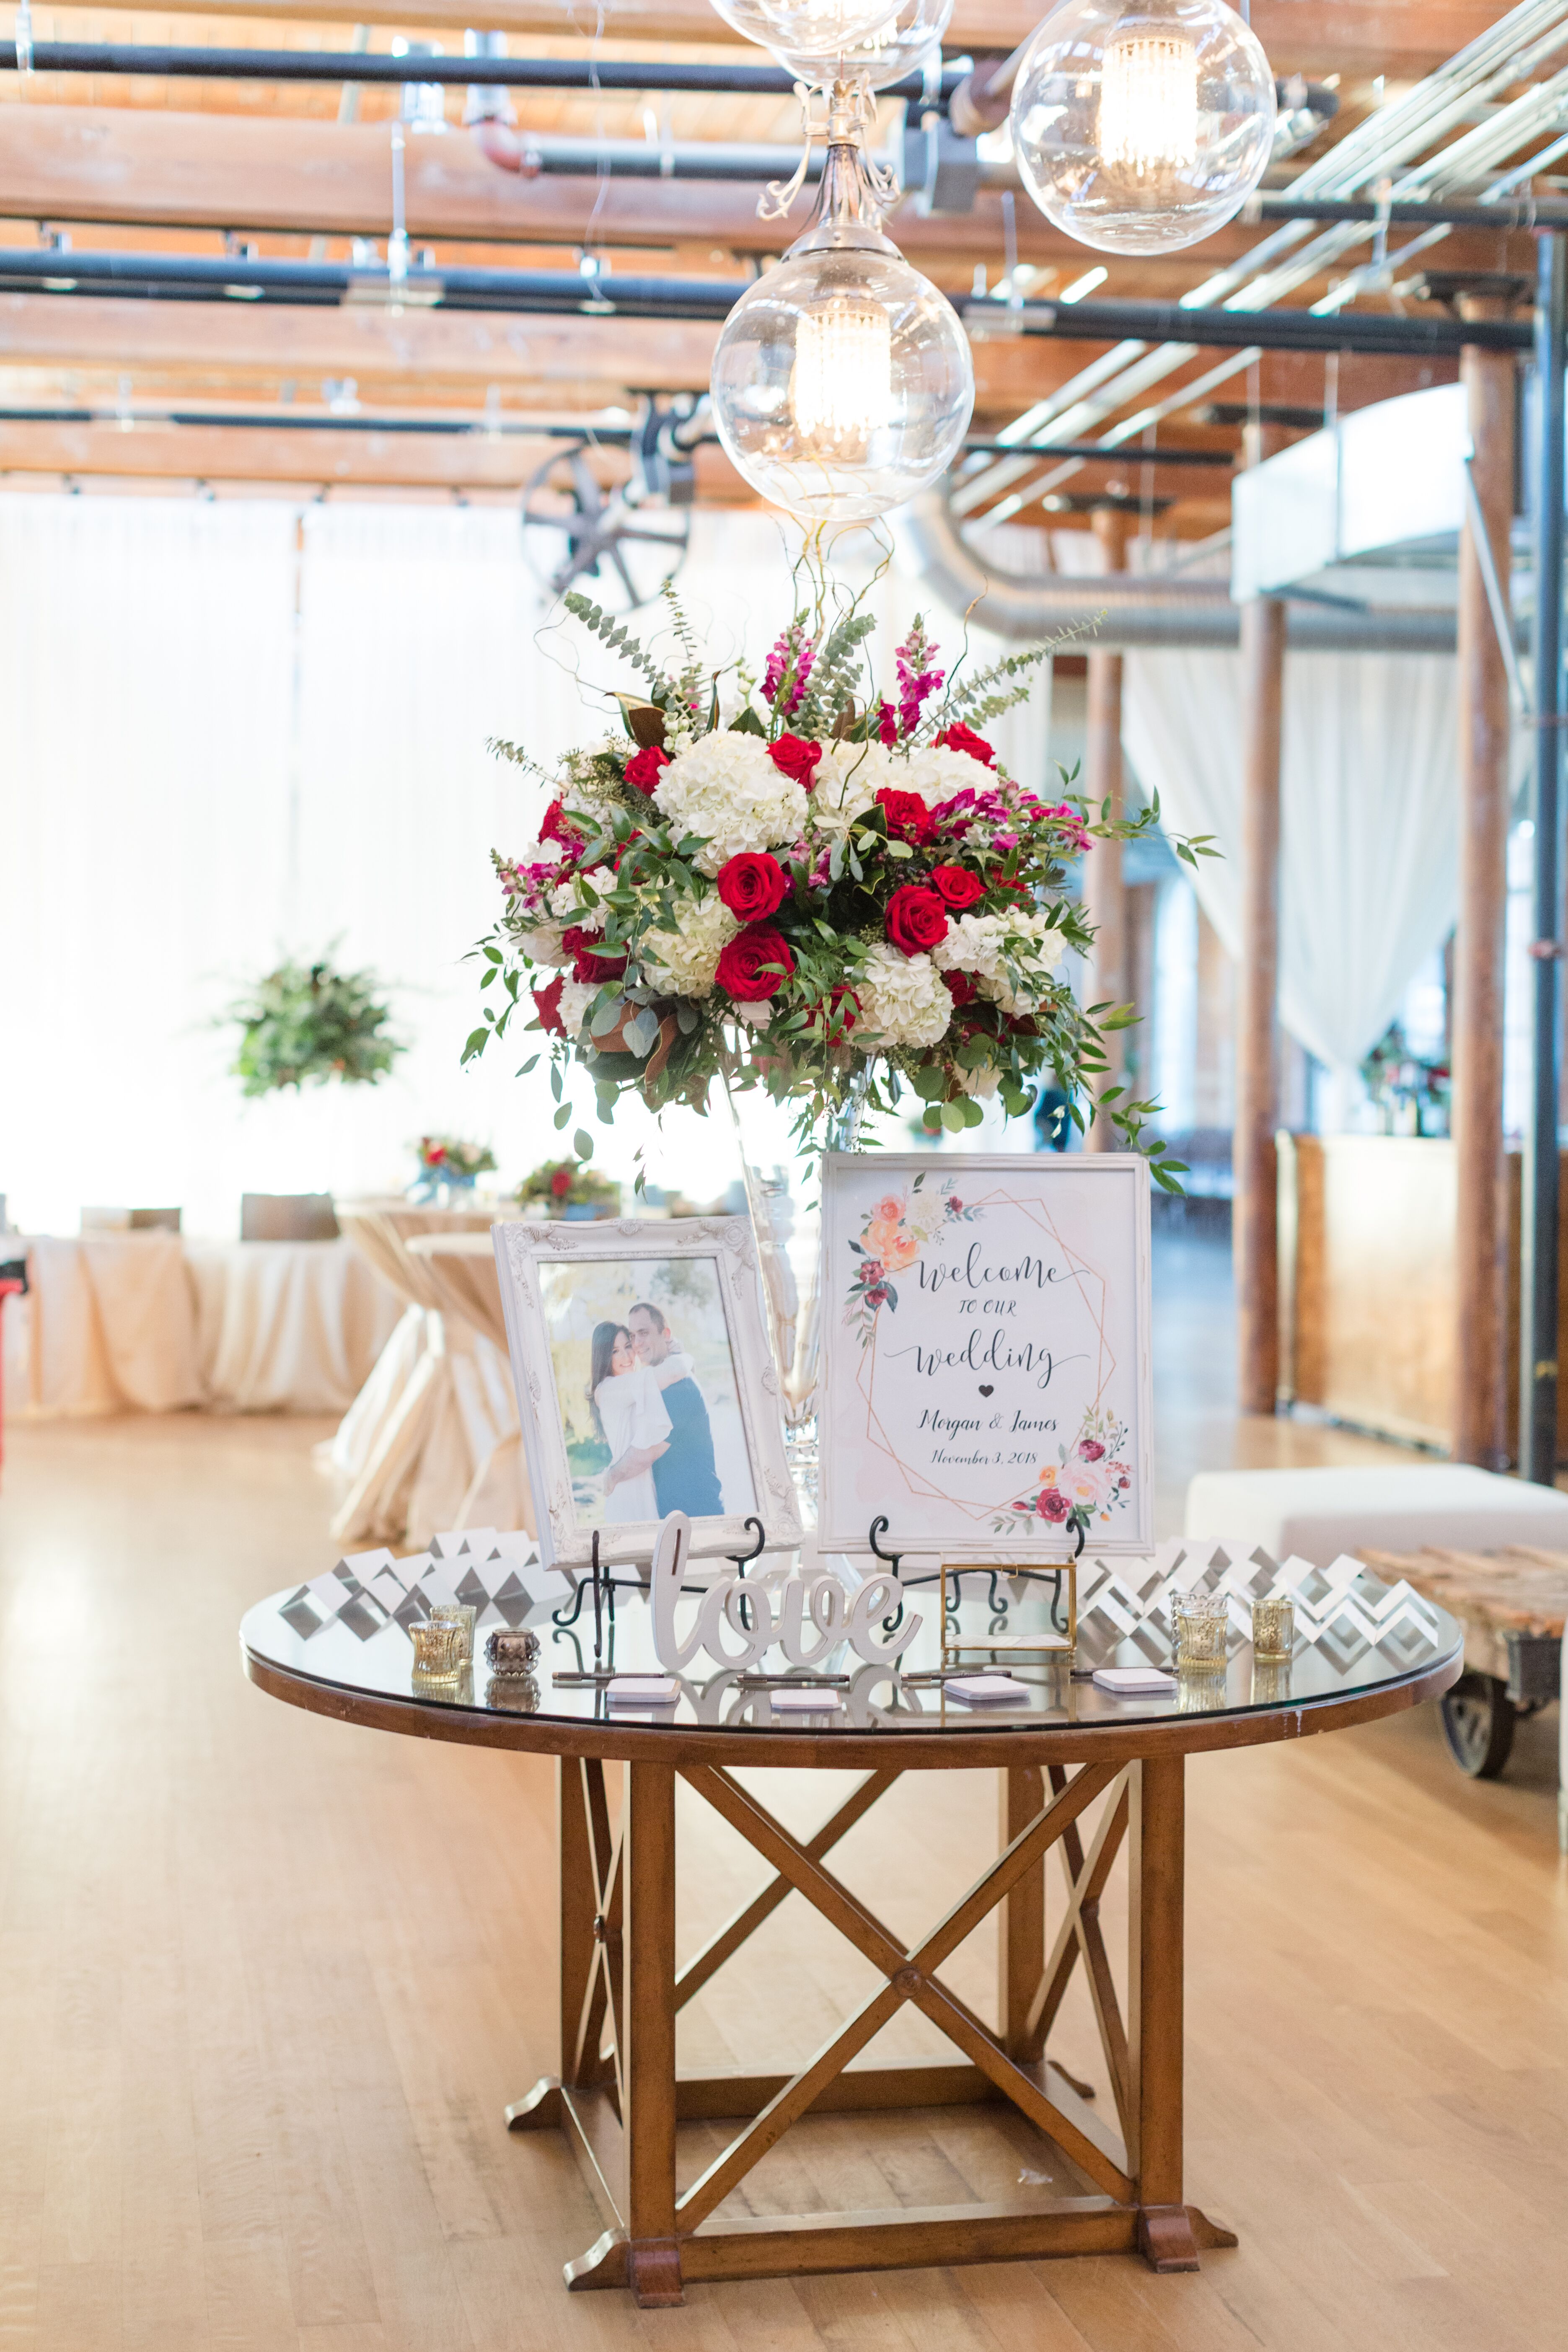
[978,1384,994,1397]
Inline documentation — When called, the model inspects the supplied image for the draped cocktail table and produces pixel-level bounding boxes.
[242,1560,1461,2306]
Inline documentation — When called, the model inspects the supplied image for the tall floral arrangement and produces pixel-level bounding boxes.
[466,573,1205,1188]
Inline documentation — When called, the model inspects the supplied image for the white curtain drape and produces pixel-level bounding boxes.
[1123,647,1459,1069]
[0,497,1056,1234]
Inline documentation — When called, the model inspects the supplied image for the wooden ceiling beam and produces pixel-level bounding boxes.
[0,105,1312,285]
[0,289,1168,411]
[40,0,1515,78]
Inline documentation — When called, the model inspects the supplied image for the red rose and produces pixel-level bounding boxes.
[714,924,794,1001]
[1079,1439,1105,1462]
[860,1258,884,1283]
[930,864,985,910]
[532,976,566,1035]
[885,885,949,959]
[942,970,978,1007]
[1038,1490,1072,1523]
[716,852,789,923]
[561,925,626,984]
[875,788,935,847]
[768,734,821,785]
[550,1167,572,1197]
[426,1144,447,1164]
[539,799,582,851]
[624,745,671,796]
[806,983,859,1041]
[936,723,995,767]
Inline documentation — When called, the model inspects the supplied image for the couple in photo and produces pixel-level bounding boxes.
[587,1300,724,1522]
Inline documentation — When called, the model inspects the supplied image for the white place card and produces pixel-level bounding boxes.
[1092,1666,1176,1695]
[605,1676,680,1707]
[768,1686,844,1712]
[944,1674,1032,1706]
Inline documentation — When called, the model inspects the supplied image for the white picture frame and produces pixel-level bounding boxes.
[816,1152,1154,1562]
[492,1214,802,1572]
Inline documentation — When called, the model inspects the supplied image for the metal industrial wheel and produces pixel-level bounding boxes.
[1438,1671,1516,1779]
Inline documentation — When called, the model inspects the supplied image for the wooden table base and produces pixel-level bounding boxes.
[506,1754,1237,2304]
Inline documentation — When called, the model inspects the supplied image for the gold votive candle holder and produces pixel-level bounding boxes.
[1172,1591,1229,1674]
[1250,1594,1296,1664]
[430,1602,477,1665]
[410,1621,462,1681]
[484,1626,540,1677]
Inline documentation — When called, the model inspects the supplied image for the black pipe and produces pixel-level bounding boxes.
[0,249,1539,354]
[957,437,1232,464]
[1252,193,1568,233]
[1522,231,1566,1485]
[0,39,968,102]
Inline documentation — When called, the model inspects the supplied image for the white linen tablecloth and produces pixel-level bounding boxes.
[325,1201,533,1548]
[21,1234,400,1418]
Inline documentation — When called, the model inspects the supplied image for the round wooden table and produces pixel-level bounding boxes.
[242,1565,1462,2307]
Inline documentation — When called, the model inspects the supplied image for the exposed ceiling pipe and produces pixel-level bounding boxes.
[898,489,1458,654]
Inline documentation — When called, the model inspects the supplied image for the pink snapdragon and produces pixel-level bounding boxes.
[763,621,816,714]
[894,616,944,737]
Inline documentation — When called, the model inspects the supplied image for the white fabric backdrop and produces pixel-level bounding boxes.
[1123,646,1459,1071]
[0,497,1055,1234]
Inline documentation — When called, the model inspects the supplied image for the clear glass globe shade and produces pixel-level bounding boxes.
[709,0,905,67]
[1010,0,1276,256]
[768,0,954,91]
[710,231,974,525]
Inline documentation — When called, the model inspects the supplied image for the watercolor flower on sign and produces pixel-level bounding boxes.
[994,1403,1133,1540]
[844,1170,981,1346]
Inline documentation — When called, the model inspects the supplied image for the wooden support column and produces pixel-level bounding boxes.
[622,1762,681,2306]
[1235,595,1286,1415]
[1453,297,1518,1467]
[1084,505,1132,1151]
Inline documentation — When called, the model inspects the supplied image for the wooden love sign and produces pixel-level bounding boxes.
[649,1514,921,1673]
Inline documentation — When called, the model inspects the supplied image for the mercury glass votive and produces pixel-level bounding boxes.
[484,1626,540,1677]
[1172,1591,1229,1674]
[430,1602,477,1665]
[410,1621,462,1680]
[1250,1594,1295,1664]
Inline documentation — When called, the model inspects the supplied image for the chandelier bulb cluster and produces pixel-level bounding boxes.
[1009,0,1276,257]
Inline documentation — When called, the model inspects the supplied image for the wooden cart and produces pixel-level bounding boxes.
[1358,1546,1565,1792]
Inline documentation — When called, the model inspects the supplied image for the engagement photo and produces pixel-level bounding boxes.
[536,1253,757,1532]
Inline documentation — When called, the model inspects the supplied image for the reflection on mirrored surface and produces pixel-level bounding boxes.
[242,1564,1461,1742]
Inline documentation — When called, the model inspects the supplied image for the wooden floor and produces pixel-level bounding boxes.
[1,1389,1565,2351]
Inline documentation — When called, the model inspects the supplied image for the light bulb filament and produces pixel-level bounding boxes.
[1100,24,1199,176]
[790,294,893,459]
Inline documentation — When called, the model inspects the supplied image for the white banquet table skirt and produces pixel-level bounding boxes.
[326,1201,532,1548]
[187,1240,401,1413]
[23,1234,400,1418]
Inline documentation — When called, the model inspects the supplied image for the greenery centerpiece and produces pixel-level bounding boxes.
[516,1155,621,1219]
[411,1134,497,1201]
[229,956,404,1098]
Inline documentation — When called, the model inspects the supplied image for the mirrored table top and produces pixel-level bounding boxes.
[241,1551,1464,1766]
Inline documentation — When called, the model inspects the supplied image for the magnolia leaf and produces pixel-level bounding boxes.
[574,1128,595,1161]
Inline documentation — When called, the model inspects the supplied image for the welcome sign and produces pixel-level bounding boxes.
[817,1153,1154,1560]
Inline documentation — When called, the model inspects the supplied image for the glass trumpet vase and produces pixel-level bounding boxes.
[725,1066,872,1521]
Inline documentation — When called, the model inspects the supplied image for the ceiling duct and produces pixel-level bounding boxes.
[899,489,1458,654]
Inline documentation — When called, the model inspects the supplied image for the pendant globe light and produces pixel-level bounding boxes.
[750,0,953,90]
[709,0,906,65]
[1009,0,1276,256]
[709,82,974,525]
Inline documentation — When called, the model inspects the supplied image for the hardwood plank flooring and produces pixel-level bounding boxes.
[0,1384,1563,2349]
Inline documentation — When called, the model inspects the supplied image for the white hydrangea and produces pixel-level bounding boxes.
[957,1062,1001,1098]
[652,734,807,877]
[548,878,588,922]
[900,743,994,807]
[854,945,952,1051]
[557,978,597,1038]
[807,741,895,837]
[934,906,1065,1014]
[559,738,629,824]
[638,894,740,1000]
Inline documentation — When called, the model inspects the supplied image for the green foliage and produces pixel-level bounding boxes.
[562,589,678,703]
[228,957,404,1099]
[515,1156,621,1213]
